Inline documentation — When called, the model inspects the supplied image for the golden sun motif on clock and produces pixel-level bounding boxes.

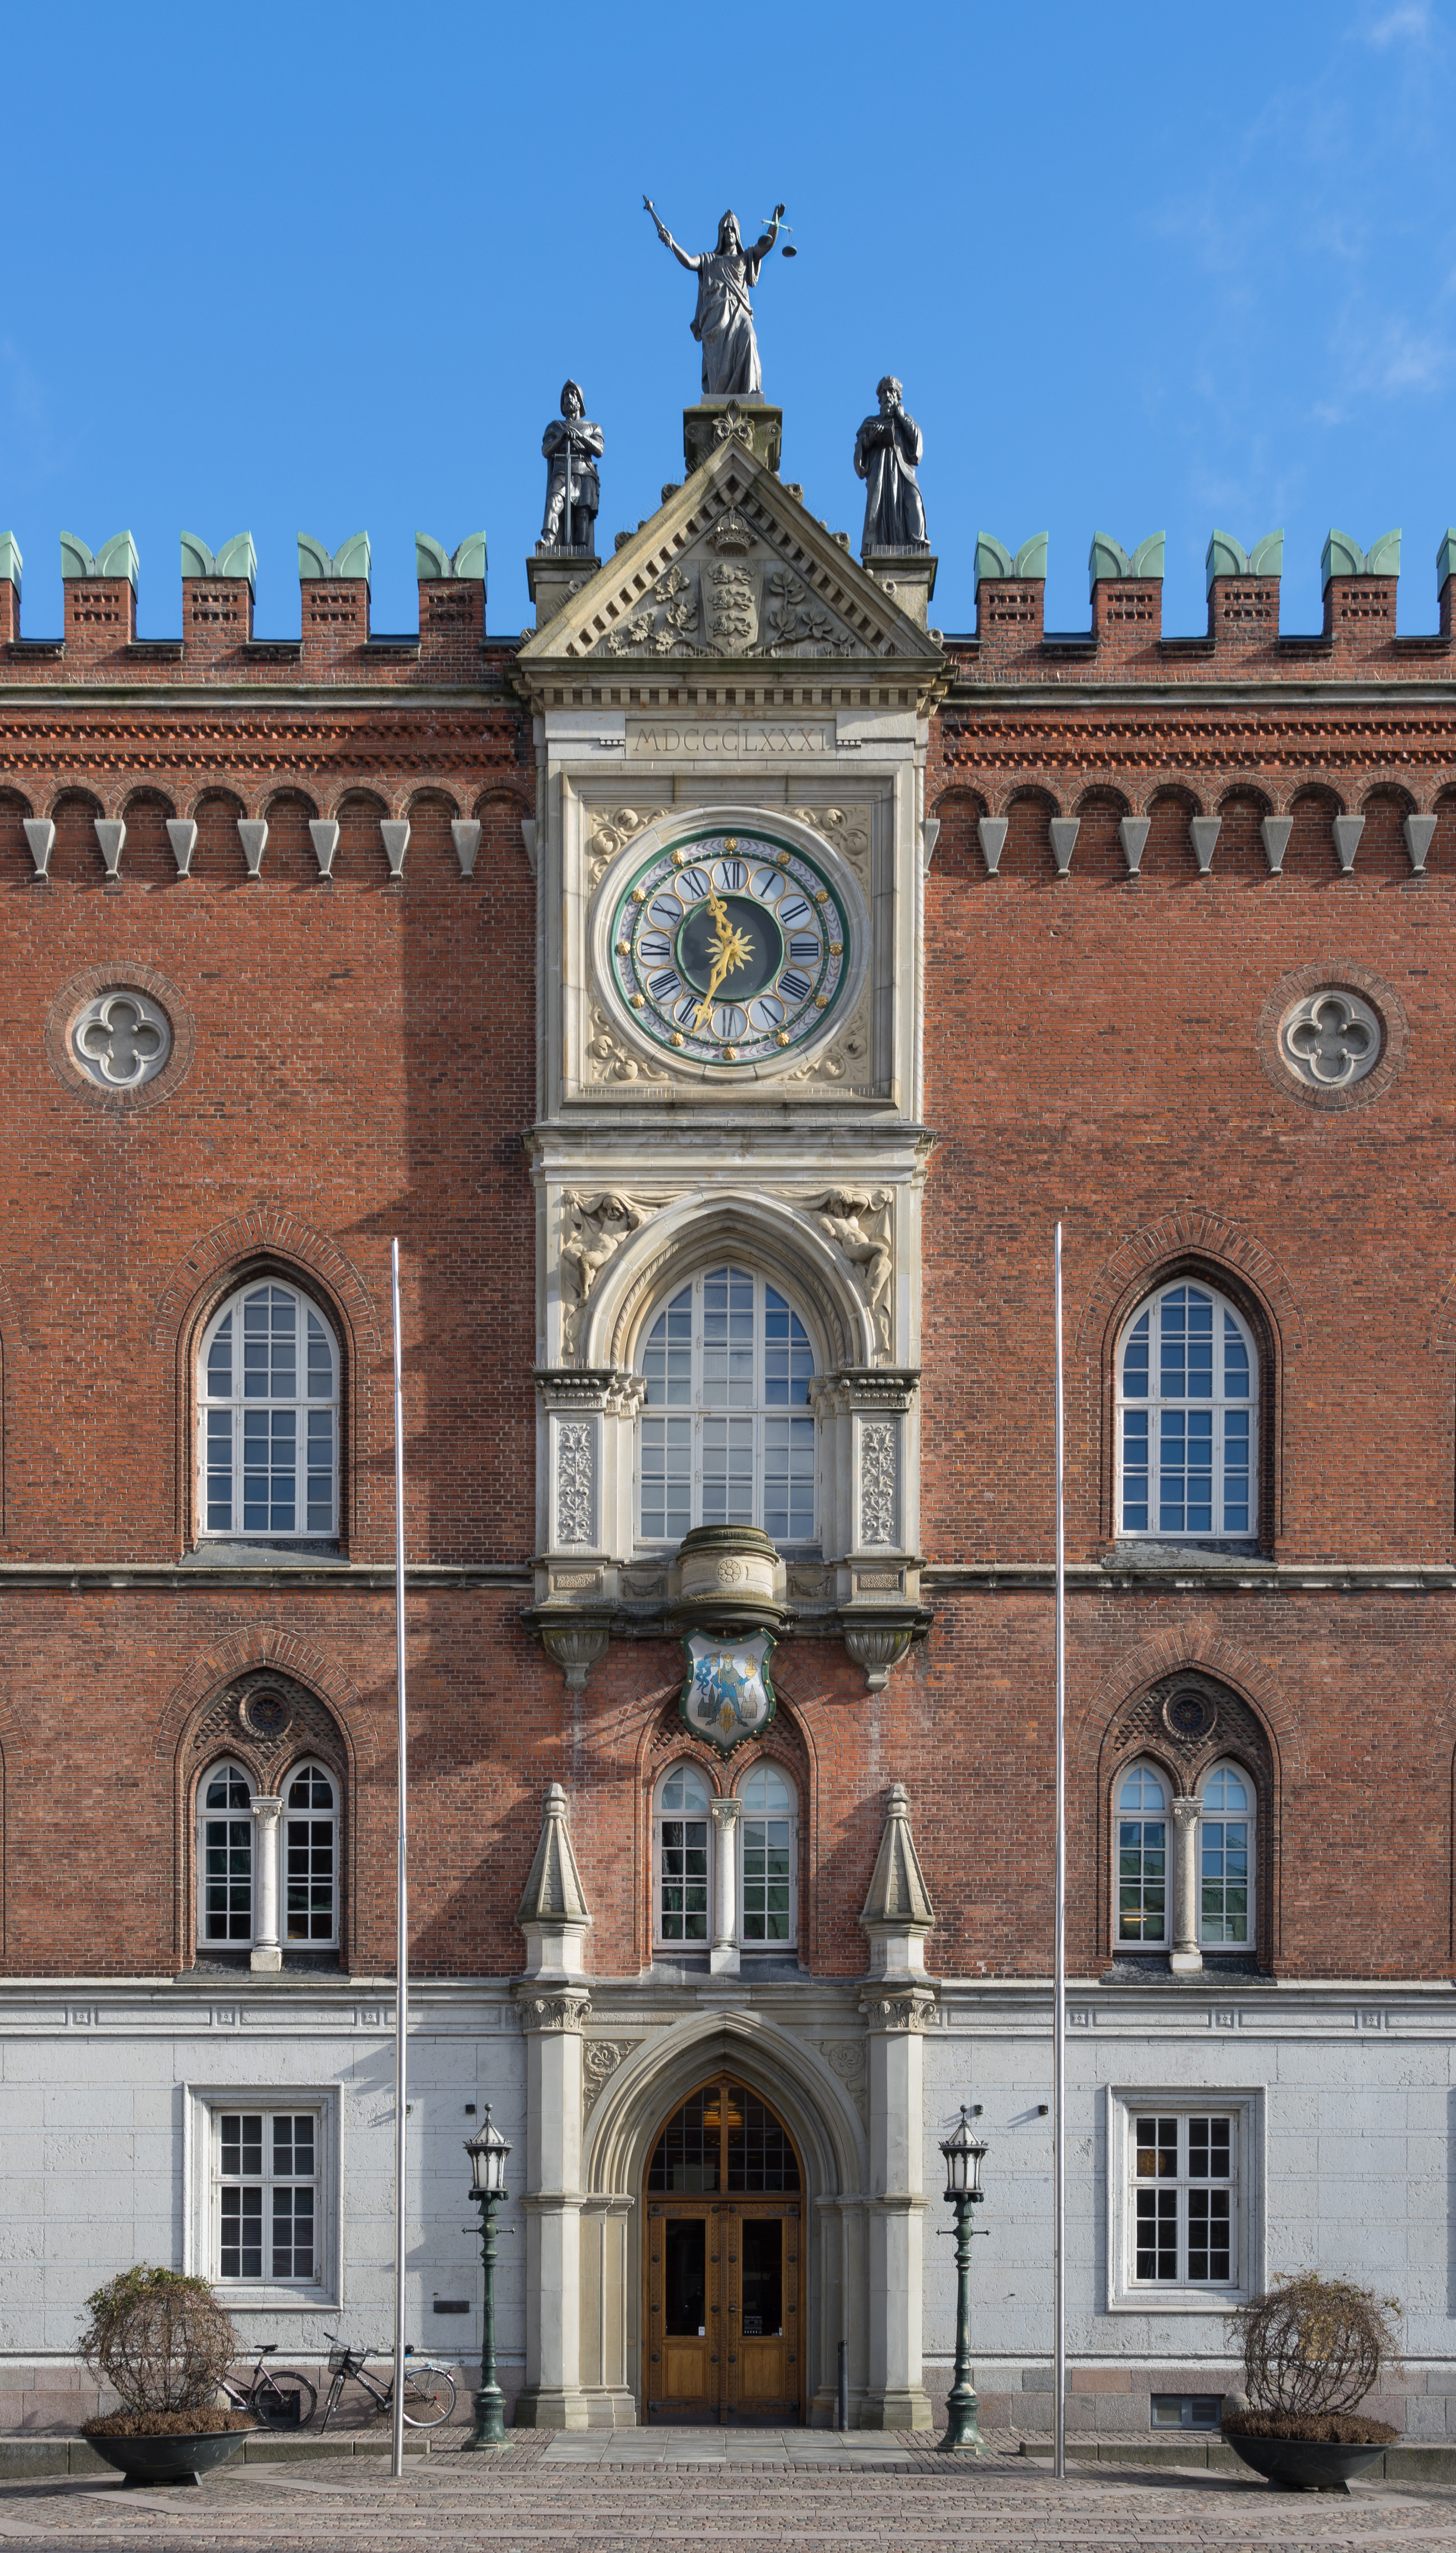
[608,829,851,1067]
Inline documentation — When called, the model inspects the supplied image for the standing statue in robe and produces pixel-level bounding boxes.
[644,199,786,398]
[854,377,930,551]
[539,380,603,554]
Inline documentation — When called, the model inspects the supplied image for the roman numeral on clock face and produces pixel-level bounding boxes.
[639,932,674,964]
[649,970,684,1003]
[778,896,813,929]
[778,970,813,1004]
[787,935,821,964]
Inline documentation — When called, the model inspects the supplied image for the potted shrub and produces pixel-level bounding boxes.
[1222,2273,1401,2494]
[79,2266,255,2487]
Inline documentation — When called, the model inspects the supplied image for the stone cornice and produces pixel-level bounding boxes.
[925,1561,1456,1592]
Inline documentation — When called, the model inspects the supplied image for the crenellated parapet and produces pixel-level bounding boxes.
[968,519,1456,677]
[0,525,490,684]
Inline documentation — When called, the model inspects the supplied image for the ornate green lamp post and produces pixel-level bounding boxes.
[463,2106,511,2452]
[938,2106,989,2453]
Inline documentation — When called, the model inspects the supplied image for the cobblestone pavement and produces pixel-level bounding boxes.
[3,2431,1456,2552]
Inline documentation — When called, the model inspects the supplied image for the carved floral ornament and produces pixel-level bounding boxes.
[554,1187,895,1368]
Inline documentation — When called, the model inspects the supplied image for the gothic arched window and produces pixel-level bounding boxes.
[734,1762,797,1946]
[284,1763,339,1948]
[1116,1761,1168,1944]
[1198,1761,1253,1948]
[200,1762,255,1946]
[654,1762,713,1947]
[637,1264,817,1545]
[199,1280,339,1541]
[1117,1281,1257,1540]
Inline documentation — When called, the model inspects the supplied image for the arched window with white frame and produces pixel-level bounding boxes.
[283,1762,339,1948]
[200,1761,254,1946]
[735,1761,797,1947]
[637,1264,817,1548]
[1116,1761,1168,1945]
[1198,1761,1253,1948]
[1117,1280,1257,1540]
[654,1762,712,1947]
[199,1279,340,1542]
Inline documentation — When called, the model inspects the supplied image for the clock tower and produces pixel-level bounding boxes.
[514,406,947,1694]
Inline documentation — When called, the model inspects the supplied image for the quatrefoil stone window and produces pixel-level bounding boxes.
[1278,988,1381,1091]
[71,988,174,1089]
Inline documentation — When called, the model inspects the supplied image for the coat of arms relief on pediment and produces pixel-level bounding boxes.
[520,439,932,667]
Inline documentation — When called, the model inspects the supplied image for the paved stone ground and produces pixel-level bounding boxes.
[4,2430,1456,2551]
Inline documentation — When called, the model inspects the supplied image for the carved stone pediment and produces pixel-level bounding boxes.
[516,436,940,674]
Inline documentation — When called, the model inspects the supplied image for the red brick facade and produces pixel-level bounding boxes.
[1,544,1452,1997]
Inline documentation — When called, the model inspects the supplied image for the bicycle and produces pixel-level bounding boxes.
[317,2333,457,2431]
[217,2341,319,2429]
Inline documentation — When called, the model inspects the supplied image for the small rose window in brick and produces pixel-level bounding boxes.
[1279,986,1382,1090]
[70,986,173,1089]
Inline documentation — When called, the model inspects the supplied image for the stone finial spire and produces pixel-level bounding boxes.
[860,1781,935,1977]
[516,1781,592,1978]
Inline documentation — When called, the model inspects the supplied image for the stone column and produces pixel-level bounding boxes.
[249,1795,283,1973]
[515,1985,592,2429]
[859,1985,934,2430]
[1171,1795,1202,1974]
[514,1784,594,2429]
[709,1797,741,1976]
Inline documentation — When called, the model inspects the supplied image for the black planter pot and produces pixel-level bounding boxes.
[84,2428,253,2488]
[1221,2427,1386,2494]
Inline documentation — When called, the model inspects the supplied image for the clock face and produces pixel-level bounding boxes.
[609,828,851,1067]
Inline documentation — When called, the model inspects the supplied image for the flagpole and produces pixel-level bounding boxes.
[1053,1222,1067,2481]
[390,1238,409,2483]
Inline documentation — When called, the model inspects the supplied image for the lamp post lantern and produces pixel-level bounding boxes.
[463,2106,511,2451]
[938,2106,989,2453]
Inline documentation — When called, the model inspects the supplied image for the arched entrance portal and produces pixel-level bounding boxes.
[643,2073,804,2425]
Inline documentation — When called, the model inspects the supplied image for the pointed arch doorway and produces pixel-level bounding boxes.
[643,2072,805,2425]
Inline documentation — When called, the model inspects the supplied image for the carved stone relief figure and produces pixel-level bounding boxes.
[560,1192,660,1355]
[811,1188,894,1352]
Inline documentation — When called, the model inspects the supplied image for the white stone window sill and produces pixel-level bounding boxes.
[216,2287,338,2314]
[1105,2287,1247,2316]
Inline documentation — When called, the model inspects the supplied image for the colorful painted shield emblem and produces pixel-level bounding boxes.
[679,1631,777,1752]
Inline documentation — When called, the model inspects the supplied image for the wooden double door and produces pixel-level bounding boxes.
[643,2074,804,2424]
[645,2196,802,2423]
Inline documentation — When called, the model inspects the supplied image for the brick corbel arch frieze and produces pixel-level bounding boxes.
[158,1630,374,1973]
[150,1208,380,1549]
[1074,1211,1306,1548]
[1073,1627,1293,1966]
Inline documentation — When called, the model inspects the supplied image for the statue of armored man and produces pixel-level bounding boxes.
[539,380,603,554]
[854,376,930,552]
[644,197,786,398]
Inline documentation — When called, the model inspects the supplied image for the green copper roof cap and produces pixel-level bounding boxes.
[1322,527,1401,586]
[180,531,256,591]
[298,531,370,582]
[60,529,138,588]
[975,531,1048,582]
[1205,529,1284,593]
[1088,530,1164,593]
[416,530,488,580]
[0,531,21,593]
[1438,530,1456,585]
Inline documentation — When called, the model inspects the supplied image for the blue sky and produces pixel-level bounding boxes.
[5,0,1456,642]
